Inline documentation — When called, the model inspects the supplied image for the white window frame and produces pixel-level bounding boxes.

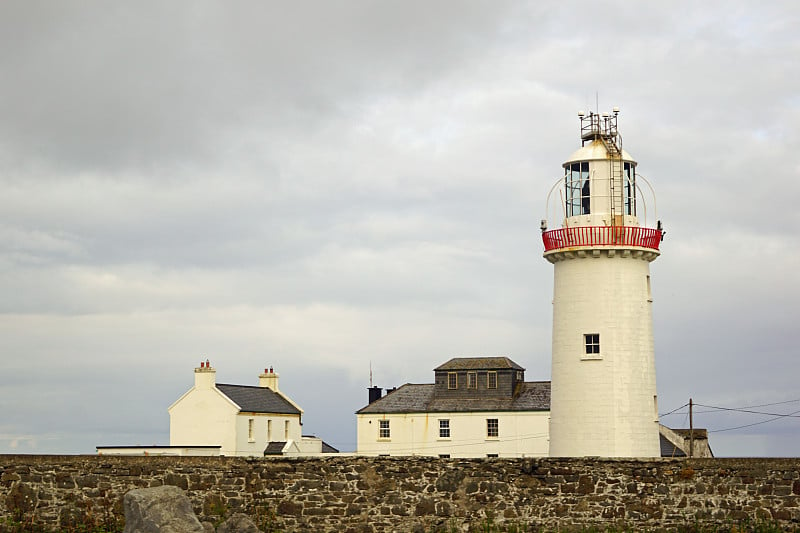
[583,333,602,360]
[379,419,390,439]
[487,371,497,389]
[439,419,451,439]
[486,418,499,439]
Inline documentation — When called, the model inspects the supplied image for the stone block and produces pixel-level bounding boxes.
[123,485,204,533]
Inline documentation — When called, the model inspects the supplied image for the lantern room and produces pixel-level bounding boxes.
[541,109,663,256]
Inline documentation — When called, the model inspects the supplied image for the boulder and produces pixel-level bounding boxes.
[216,512,262,533]
[123,485,205,533]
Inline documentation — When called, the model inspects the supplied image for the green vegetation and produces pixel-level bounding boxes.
[426,517,798,533]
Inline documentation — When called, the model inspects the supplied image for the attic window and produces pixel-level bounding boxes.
[487,371,497,389]
[467,372,477,389]
[448,372,457,389]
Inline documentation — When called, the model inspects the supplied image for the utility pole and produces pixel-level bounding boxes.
[689,398,694,458]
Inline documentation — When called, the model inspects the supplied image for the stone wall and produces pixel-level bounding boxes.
[1,455,799,531]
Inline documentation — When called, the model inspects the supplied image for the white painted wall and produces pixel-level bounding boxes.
[234,412,302,456]
[548,251,660,457]
[168,367,240,455]
[356,411,549,458]
[96,446,221,456]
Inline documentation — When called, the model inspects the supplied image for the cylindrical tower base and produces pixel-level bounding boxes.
[548,248,660,457]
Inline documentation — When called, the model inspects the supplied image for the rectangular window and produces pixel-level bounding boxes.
[439,454,450,459]
[379,419,390,439]
[624,162,636,216]
[487,371,497,389]
[267,420,272,441]
[467,372,477,389]
[565,161,590,216]
[487,454,498,458]
[284,420,290,440]
[248,418,254,442]
[448,372,457,389]
[585,333,600,354]
[486,418,499,438]
[439,419,450,438]
[515,370,523,382]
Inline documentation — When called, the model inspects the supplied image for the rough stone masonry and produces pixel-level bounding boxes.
[1,455,799,531]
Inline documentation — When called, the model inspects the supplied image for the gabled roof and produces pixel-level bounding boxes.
[356,381,550,414]
[435,357,524,371]
[216,384,301,415]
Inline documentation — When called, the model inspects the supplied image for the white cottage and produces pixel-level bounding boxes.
[356,357,551,458]
[168,361,336,457]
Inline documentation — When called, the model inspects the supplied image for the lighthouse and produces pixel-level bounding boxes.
[542,109,664,457]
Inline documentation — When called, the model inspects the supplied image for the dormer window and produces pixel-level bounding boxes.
[487,371,497,389]
[467,372,477,389]
[447,372,458,389]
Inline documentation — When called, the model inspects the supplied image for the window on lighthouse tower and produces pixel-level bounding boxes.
[566,162,590,216]
[624,162,636,215]
[584,333,600,354]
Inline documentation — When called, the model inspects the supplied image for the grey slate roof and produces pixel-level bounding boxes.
[435,357,524,371]
[659,434,686,458]
[264,441,286,455]
[356,381,550,414]
[321,441,339,453]
[216,384,301,415]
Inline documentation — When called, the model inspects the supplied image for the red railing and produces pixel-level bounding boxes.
[542,226,662,252]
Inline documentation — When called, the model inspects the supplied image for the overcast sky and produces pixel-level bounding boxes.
[1,1,798,457]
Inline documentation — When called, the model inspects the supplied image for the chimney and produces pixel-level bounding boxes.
[194,360,216,389]
[259,366,279,391]
[368,386,383,404]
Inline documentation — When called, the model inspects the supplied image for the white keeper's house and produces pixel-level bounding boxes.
[355,355,711,459]
[167,361,338,457]
[98,361,338,457]
[356,357,551,458]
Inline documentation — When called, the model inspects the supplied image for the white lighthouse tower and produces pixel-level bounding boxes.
[542,109,664,457]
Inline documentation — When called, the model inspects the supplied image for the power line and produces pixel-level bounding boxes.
[659,402,688,417]
[711,408,800,433]
[658,398,800,434]
[694,403,800,419]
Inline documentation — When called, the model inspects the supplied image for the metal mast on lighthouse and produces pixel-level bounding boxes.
[542,109,665,457]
